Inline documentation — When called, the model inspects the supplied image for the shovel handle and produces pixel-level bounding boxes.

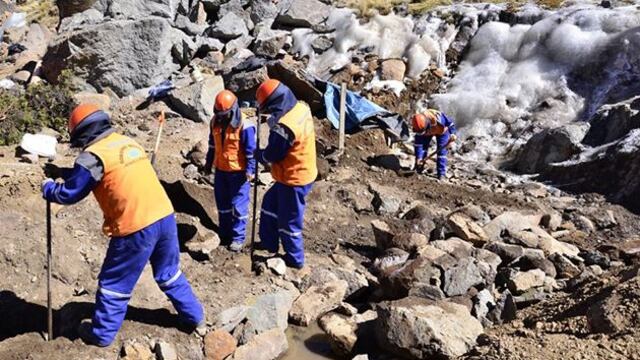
[151,111,166,166]
[46,200,53,341]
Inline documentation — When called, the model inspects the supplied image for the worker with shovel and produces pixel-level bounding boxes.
[254,79,317,269]
[412,109,457,180]
[41,104,205,347]
[204,90,257,252]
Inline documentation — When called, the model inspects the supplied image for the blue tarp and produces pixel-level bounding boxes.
[322,82,409,141]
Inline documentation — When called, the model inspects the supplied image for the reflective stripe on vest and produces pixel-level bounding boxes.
[271,102,318,186]
[212,115,252,172]
[86,133,174,237]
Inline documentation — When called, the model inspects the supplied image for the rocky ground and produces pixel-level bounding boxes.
[3,0,640,359]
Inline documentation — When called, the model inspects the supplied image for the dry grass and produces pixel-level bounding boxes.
[341,0,566,16]
[18,0,58,29]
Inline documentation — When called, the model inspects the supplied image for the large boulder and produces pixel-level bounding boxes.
[583,96,640,146]
[92,0,180,21]
[447,212,489,246]
[483,212,542,242]
[376,297,484,359]
[544,129,640,213]
[208,12,249,41]
[42,18,181,96]
[266,60,324,113]
[289,280,348,326]
[252,28,288,58]
[275,0,330,28]
[167,75,225,122]
[514,123,589,174]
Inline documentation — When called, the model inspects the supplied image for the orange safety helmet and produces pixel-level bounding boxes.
[411,113,427,132]
[256,79,281,107]
[69,103,100,134]
[214,90,237,112]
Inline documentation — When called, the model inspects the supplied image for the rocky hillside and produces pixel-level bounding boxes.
[2,0,640,360]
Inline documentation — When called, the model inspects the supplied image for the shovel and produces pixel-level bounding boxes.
[46,200,53,341]
[249,114,268,273]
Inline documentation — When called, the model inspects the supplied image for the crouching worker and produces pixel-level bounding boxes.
[204,90,256,252]
[42,104,205,346]
[255,79,317,269]
[412,109,458,179]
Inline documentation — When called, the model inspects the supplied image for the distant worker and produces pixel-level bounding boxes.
[412,109,457,179]
[204,90,256,252]
[42,104,204,346]
[255,79,317,269]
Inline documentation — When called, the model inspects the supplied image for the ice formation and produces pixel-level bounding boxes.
[431,4,640,161]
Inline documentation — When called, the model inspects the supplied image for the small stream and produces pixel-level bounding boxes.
[282,323,339,360]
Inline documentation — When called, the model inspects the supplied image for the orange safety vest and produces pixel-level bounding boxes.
[86,132,174,237]
[271,102,318,186]
[423,110,448,136]
[211,115,253,172]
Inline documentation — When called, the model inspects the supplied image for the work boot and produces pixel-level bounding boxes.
[229,241,244,253]
[77,321,107,347]
[194,320,207,337]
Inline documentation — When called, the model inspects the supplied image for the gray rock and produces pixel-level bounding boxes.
[371,220,394,250]
[184,164,199,179]
[487,290,517,324]
[540,212,563,231]
[59,8,104,32]
[252,28,288,58]
[43,18,180,96]
[94,0,180,21]
[408,284,445,301]
[380,257,442,299]
[184,229,220,260]
[225,67,269,94]
[543,129,640,212]
[483,212,542,242]
[311,35,333,53]
[209,12,249,41]
[441,257,485,297]
[275,0,330,28]
[512,248,557,277]
[549,253,582,279]
[583,96,640,146]
[266,61,324,113]
[515,123,589,174]
[485,242,524,264]
[472,289,496,327]
[244,291,295,337]
[250,0,279,24]
[575,215,596,233]
[376,297,484,359]
[231,328,288,360]
[175,14,207,36]
[171,31,198,66]
[266,258,287,276]
[371,248,410,275]
[168,75,224,123]
[154,342,177,360]
[431,238,474,259]
[197,36,225,53]
[289,280,348,326]
[219,0,254,31]
[57,0,97,19]
[224,34,254,56]
[507,269,546,294]
[214,306,250,333]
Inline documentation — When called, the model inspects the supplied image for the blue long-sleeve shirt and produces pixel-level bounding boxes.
[257,124,294,166]
[43,152,103,204]
[206,122,257,175]
[414,112,456,161]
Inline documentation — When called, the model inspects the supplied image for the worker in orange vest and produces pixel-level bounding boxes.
[41,104,204,346]
[204,90,256,252]
[412,109,457,179]
[254,79,317,269]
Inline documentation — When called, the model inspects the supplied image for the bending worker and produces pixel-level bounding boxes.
[204,90,256,252]
[42,104,204,346]
[412,109,457,179]
[255,79,317,269]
